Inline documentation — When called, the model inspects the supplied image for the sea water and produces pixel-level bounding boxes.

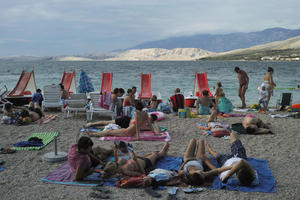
[0,60,299,106]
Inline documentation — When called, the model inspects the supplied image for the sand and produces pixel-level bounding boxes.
[0,110,299,200]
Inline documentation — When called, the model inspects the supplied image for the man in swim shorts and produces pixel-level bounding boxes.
[234,67,249,108]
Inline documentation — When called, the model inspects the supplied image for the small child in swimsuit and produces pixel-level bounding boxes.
[257,86,268,113]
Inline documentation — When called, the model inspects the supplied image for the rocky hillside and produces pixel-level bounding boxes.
[200,36,300,61]
[104,48,214,61]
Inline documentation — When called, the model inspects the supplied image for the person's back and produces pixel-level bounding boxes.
[169,88,184,112]
[32,89,43,106]
[196,90,213,115]
[217,95,233,114]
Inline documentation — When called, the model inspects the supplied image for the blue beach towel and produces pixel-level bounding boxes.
[209,157,276,193]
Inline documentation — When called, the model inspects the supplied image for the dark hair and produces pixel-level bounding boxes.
[246,126,256,134]
[135,100,144,111]
[20,110,30,118]
[175,88,180,93]
[187,173,204,186]
[217,82,222,87]
[234,67,240,72]
[119,88,125,94]
[115,116,130,128]
[113,88,119,94]
[59,83,64,90]
[237,167,255,186]
[77,136,93,150]
[127,88,132,94]
[132,86,137,90]
[4,103,12,111]
[36,89,41,93]
[202,90,209,96]
[150,114,158,121]
[267,67,274,72]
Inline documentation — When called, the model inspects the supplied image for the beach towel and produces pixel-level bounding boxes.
[209,157,276,193]
[12,132,58,150]
[41,156,182,187]
[98,91,111,109]
[34,115,57,124]
[233,108,257,112]
[231,123,247,134]
[196,122,212,135]
[218,113,244,118]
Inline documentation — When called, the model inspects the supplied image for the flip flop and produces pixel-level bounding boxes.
[0,148,16,154]
[144,187,161,198]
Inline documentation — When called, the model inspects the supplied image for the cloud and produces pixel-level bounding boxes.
[0,0,300,56]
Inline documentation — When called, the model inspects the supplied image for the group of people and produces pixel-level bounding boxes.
[70,131,258,187]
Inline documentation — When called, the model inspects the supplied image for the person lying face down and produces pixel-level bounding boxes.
[242,114,273,134]
[178,139,232,186]
[206,132,259,186]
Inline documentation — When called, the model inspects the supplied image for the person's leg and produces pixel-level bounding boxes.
[146,142,169,165]
[207,108,217,123]
[86,128,127,137]
[238,85,242,105]
[205,142,219,159]
[241,86,247,108]
[196,139,205,159]
[230,131,238,144]
[230,132,247,159]
[183,139,196,162]
[85,120,115,128]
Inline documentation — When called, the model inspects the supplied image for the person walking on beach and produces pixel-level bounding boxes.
[234,67,249,108]
[262,67,276,104]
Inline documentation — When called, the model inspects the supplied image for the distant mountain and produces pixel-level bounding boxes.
[104,48,213,61]
[128,27,300,53]
[200,35,300,61]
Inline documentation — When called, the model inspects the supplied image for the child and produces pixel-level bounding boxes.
[196,90,215,115]
[257,85,268,113]
[214,82,224,106]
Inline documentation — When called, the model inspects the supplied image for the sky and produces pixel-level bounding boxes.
[0,0,300,56]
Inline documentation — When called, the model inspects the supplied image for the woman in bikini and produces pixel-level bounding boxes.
[123,89,135,107]
[103,142,169,177]
[262,67,276,104]
[86,101,161,139]
[178,138,232,186]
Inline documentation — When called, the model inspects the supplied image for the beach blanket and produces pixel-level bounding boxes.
[196,122,212,135]
[34,115,57,124]
[12,132,58,150]
[268,114,291,118]
[41,156,182,187]
[209,157,276,193]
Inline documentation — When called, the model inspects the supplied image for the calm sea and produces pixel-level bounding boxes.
[0,60,299,106]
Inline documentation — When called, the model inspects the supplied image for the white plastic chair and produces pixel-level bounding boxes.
[86,92,116,121]
[64,93,88,118]
[42,85,63,112]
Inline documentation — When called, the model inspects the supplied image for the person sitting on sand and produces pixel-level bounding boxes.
[217,92,233,114]
[2,103,18,124]
[86,101,161,139]
[169,88,185,112]
[196,90,215,115]
[15,102,45,123]
[68,136,104,181]
[102,142,169,177]
[123,89,135,107]
[242,114,273,134]
[32,89,44,107]
[178,138,232,186]
[206,132,259,186]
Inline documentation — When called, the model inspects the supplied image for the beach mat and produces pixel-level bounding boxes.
[209,157,276,193]
[12,132,58,150]
[41,156,182,187]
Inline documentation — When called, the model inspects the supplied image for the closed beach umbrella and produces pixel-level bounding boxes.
[78,69,94,93]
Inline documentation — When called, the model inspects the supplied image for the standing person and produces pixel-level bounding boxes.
[257,85,268,113]
[263,67,276,104]
[214,82,224,106]
[59,83,69,106]
[234,67,249,108]
[123,89,135,107]
[131,86,137,104]
[32,89,44,107]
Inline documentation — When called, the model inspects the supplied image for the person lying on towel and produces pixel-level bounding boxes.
[206,132,259,186]
[86,101,162,139]
[178,138,232,186]
[242,114,273,134]
[102,142,169,178]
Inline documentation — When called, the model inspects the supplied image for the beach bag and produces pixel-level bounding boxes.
[178,109,186,118]
[217,97,233,113]
[115,175,153,188]
[250,104,259,110]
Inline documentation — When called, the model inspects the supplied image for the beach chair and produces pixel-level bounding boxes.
[64,93,88,118]
[42,85,63,112]
[276,93,292,110]
[86,92,116,121]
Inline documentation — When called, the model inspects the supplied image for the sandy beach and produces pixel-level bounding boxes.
[0,109,299,200]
